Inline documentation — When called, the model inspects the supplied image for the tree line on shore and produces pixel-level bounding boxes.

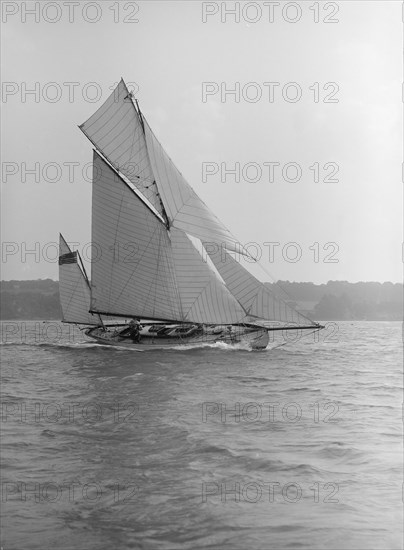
[0,279,402,321]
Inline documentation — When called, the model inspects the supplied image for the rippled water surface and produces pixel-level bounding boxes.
[1,321,402,550]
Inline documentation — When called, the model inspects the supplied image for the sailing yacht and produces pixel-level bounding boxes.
[59,79,323,350]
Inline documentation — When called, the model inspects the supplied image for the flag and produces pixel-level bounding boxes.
[58,251,78,265]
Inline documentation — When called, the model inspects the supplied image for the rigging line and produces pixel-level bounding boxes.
[77,250,91,289]
[94,150,166,227]
[211,246,314,326]
[184,236,245,324]
[201,248,254,323]
[81,97,151,185]
[143,120,253,259]
[245,255,315,323]
[232,251,316,326]
[123,98,159,207]
[131,98,171,229]
[77,249,103,327]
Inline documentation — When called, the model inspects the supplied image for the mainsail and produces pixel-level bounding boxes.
[58,234,98,325]
[78,79,319,330]
[90,152,246,324]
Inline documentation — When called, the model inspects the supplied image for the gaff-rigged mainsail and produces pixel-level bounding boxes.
[90,152,246,324]
[58,234,98,325]
[78,79,320,330]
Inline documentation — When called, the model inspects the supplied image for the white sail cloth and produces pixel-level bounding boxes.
[58,234,98,325]
[80,79,247,256]
[90,152,247,324]
[79,79,163,216]
[143,119,247,256]
[78,79,318,329]
[205,245,316,327]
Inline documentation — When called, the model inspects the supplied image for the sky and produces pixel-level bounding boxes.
[1,0,402,284]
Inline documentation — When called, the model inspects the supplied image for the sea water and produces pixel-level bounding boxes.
[1,321,402,550]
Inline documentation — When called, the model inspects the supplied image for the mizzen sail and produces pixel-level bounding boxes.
[58,234,98,325]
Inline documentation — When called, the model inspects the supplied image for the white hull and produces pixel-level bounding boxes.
[85,325,269,350]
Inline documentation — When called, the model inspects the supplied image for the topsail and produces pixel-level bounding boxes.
[79,79,164,217]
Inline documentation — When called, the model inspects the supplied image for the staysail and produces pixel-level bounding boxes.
[169,227,246,324]
[58,234,98,325]
[205,245,316,328]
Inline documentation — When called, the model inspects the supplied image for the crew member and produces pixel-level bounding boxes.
[128,318,142,342]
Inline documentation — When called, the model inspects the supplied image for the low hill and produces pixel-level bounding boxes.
[0,279,402,321]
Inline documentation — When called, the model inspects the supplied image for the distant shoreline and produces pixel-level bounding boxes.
[1,279,402,322]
